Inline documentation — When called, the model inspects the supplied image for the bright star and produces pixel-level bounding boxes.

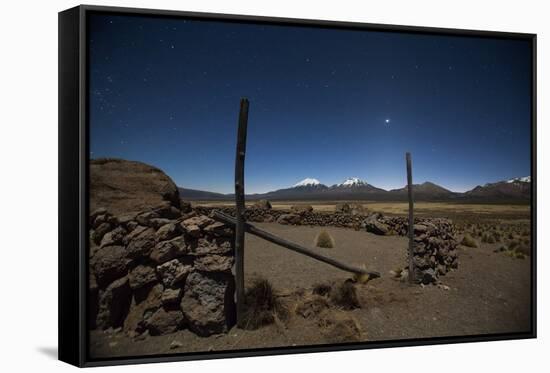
[385,118,390,124]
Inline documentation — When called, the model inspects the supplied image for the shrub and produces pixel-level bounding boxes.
[312,282,332,296]
[241,277,290,329]
[515,244,530,256]
[329,280,360,310]
[461,233,478,248]
[508,240,520,250]
[315,230,335,248]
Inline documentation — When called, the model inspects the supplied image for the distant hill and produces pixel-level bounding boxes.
[461,177,531,202]
[178,176,531,203]
[178,187,231,201]
[388,181,457,201]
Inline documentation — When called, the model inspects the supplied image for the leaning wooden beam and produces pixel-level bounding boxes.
[213,210,381,278]
[234,98,249,327]
[406,152,415,283]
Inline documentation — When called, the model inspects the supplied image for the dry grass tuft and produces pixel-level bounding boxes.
[312,282,332,296]
[318,310,363,343]
[295,295,330,319]
[241,277,290,329]
[315,230,335,248]
[461,233,478,248]
[329,280,360,310]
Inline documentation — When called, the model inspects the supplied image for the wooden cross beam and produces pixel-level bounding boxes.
[213,210,381,279]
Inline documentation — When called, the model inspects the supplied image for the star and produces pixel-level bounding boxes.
[385,118,390,124]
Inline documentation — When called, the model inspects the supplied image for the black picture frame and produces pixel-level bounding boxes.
[58,4,537,367]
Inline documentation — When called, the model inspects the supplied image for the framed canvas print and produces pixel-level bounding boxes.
[58,5,536,367]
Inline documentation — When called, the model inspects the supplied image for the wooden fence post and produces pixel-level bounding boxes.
[235,98,249,327]
[406,152,415,283]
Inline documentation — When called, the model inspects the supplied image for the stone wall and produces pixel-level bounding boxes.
[195,205,459,284]
[88,202,236,338]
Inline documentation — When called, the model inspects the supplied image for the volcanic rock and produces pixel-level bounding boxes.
[90,158,180,216]
[180,272,235,336]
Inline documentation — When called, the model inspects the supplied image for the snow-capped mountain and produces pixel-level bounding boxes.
[294,178,321,187]
[506,176,531,184]
[333,177,368,187]
[178,176,531,202]
[465,176,531,201]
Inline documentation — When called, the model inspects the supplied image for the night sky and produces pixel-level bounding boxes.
[89,13,532,194]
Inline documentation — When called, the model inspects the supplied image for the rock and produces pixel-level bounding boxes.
[277,213,301,225]
[134,330,150,341]
[93,214,109,228]
[414,224,428,234]
[253,199,272,210]
[91,222,112,244]
[128,265,158,290]
[182,215,214,229]
[179,200,192,213]
[291,205,313,214]
[126,227,156,259]
[146,308,184,336]
[100,226,127,248]
[152,202,182,219]
[190,237,233,256]
[364,216,389,235]
[135,211,160,227]
[194,255,233,272]
[117,214,136,226]
[155,222,180,242]
[149,218,172,229]
[162,288,183,305]
[150,236,187,264]
[91,207,108,221]
[170,340,183,349]
[204,222,232,237]
[156,259,192,288]
[90,245,130,288]
[90,158,181,216]
[96,277,132,329]
[413,255,431,269]
[123,284,163,333]
[180,272,235,336]
[335,203,351,214]
[123,225,148,244]
[420,268,437,284]
[182,223,201,238]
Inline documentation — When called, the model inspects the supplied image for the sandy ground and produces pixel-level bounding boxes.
[90,222,531,358]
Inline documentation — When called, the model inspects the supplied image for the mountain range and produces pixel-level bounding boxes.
[178,176,531,203]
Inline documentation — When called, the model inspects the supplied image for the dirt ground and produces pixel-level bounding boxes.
[90,219,531,358]
[193,200,531,219]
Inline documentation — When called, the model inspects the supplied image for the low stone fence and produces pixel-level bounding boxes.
[195,205,459,284]
[88,202,236,337]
